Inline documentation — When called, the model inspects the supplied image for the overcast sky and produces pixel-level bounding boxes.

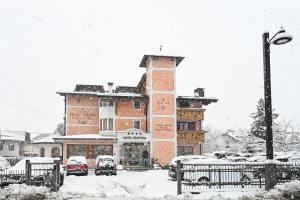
[1,0,300,133]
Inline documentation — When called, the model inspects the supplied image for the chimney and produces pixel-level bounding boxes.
[108,82,114,93]
[194,88,204,97]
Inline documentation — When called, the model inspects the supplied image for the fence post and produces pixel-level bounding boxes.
[55,160,60,191]
[265,163,277,190]
[52,164,58,192]
[25,159,30,185]
[176,160,182,195]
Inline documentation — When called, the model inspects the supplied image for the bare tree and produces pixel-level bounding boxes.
[54,122,65,136]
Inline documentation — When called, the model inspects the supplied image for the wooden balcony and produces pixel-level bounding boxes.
[177,108,204,121]
[177,130,205,143]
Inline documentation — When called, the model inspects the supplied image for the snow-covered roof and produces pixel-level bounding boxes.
[139,53,184,68]
[32,134,60,144]
[0,130,27,142]
[57,91,144,98]
[221,132,242,142]
[53,134,117,141]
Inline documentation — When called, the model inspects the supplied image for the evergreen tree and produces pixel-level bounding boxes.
[250,98,278,140]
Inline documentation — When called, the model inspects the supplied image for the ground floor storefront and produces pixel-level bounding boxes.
[54,131,204,167]
[54,131,152,168]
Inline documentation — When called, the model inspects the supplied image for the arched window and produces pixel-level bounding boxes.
[40,147,45,157]
[51,147,60,158]
[225,141,230,148]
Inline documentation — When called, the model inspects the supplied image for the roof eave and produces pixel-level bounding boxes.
[139,54,185,68]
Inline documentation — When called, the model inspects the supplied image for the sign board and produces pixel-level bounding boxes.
[117,129,151,142]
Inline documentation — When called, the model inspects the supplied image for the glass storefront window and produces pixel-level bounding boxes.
[67,145,87,158]
[67,144,113,158]
[94,145,113,156]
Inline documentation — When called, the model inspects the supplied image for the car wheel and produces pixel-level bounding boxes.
[33,177,44,186]
[198,177,209,185]
[241,175,251,184]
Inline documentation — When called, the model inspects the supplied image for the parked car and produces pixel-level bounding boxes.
[1,157,64,187]
[182,159,253,185]
[66,156,88,176]
[168,155,207,180]
[95,155,117,176]
[0,156,11,171]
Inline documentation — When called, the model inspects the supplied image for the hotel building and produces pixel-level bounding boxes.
[55,54,217,167]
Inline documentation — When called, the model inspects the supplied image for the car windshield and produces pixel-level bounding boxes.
[67,157,86,165]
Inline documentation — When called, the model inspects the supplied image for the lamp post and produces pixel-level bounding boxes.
[263,28,293,190]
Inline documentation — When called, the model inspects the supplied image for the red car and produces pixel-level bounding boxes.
[66,156,88,176]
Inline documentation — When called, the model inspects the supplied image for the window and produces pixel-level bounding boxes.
[100,100,113,107]
[51,147,60,157]
[67,145,87,158]
[177,122,196,131]
[133,101,141,110]
[134,120,141,129]
[100,118,114,131]
[103,118,107,130]
[40,147,45,157]
[0,142,3,151]
[8,144,14,151]
[225,141,230,148]
[94,145,113,156]
[99,119,102,131]
[108,118,113,130]
[67,144,113,159]
[177,146,194,156]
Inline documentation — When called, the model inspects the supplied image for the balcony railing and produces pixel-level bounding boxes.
[177,130,204,142]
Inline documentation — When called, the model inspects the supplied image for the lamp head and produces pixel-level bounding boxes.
[271,29,293,45]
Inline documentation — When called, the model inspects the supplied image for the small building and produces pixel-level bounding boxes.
[205,132,242,153]
[31,134,62,159]
[0,130,30,157]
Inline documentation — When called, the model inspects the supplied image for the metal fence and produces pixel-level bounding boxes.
[0,159,62,191]
[176,161,300,194]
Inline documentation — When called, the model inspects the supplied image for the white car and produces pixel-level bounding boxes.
[182,159,253,185]
[168,155,208,179]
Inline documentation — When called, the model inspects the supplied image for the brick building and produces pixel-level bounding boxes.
[55,54,217,167]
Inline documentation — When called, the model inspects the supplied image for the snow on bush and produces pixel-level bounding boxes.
[0,184,49,200]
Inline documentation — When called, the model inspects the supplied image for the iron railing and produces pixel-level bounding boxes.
[176,161,300,194]
[0,159,62,191]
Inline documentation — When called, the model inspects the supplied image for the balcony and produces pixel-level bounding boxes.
[177,130,205,143]
[177,108,204,121]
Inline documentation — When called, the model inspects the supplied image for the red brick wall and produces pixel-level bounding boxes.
[66,95,99,135]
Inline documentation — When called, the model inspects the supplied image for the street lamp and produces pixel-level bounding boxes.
[263,28,293,190]
[263,28,293,160]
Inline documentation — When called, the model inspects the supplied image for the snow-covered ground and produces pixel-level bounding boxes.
[0,170,299,199]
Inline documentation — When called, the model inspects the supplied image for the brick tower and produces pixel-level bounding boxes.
[139,54,184,165]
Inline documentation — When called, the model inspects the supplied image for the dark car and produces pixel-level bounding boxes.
[95,155,117,176]
[66,156,88,176]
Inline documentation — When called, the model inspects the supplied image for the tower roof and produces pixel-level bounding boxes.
[139,54,184,68]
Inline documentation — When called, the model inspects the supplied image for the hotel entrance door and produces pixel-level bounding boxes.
[119,143,149,166]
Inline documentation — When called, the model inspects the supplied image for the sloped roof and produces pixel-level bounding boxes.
[74,84,105,93]
[115,86,139,94]
[32,134,60,144]
[0,130,28,142]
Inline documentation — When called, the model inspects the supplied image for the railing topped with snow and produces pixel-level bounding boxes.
[176,161,300,194]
